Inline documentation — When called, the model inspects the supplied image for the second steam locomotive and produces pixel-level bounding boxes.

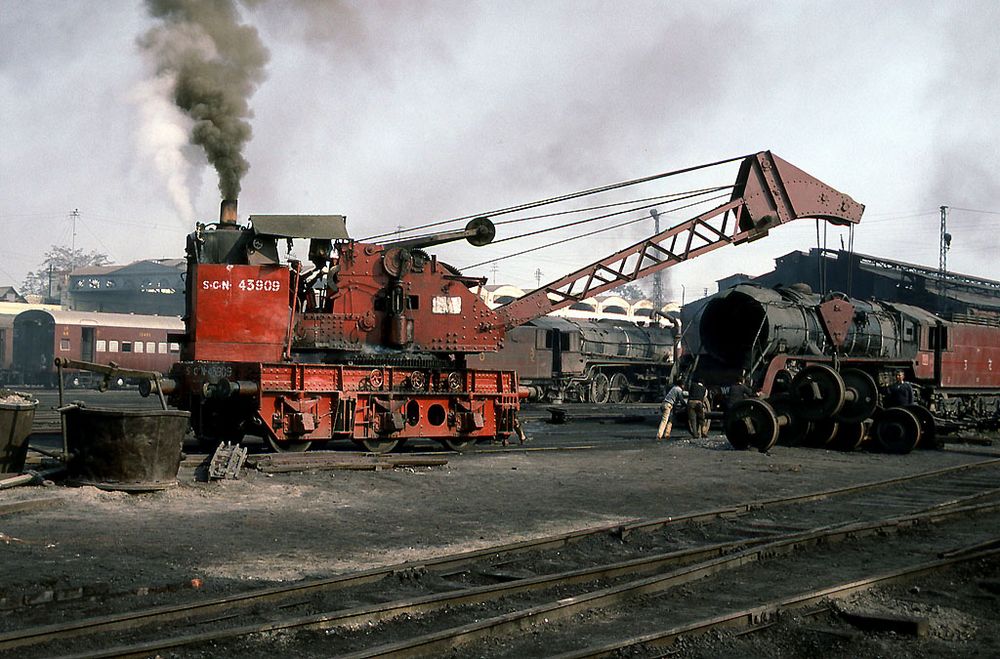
[478,316,678,404]
[689,282,1000,453]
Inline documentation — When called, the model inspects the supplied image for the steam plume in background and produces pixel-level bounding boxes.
[138,0,269,201]
[130,75,198,224]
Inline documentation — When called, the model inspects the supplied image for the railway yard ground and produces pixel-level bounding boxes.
[1,391,999,657]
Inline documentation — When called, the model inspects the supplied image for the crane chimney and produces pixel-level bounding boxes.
[220,199,238,225]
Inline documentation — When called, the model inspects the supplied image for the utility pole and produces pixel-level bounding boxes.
[939,205,951,302]
[490,262,499,282]
[649,209,663,309]
[70,209,80,251]
[534,268,543,287]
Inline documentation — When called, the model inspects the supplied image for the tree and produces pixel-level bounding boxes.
[611,282,648,301]
[21,246,111,298]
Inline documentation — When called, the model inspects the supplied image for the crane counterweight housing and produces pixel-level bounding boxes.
[162,153,863,452]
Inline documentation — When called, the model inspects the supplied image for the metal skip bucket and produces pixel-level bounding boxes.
[0,390,39,474]
[63,406,190,492]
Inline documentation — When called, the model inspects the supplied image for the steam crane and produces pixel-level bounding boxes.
[155,151,863,452]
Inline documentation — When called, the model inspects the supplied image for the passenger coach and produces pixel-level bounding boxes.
[11,309,183,386]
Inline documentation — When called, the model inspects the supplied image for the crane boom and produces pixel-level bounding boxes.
[493,151,864,330]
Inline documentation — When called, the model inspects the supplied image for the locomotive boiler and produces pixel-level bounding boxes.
[149,151,864,452]
[691,282,1000,453]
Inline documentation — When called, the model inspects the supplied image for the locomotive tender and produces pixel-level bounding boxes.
[150,151,863,452]
[692,282,1000,452]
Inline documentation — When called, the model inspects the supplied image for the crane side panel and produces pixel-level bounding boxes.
[189,264,289,362]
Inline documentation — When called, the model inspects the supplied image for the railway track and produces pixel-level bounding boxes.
[3,458,1000,658]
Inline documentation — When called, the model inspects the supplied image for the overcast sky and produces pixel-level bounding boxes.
[2,0,998,303]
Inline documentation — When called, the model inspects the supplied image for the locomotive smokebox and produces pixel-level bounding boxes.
[220,198,238,225]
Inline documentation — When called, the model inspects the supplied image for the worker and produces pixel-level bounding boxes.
[514,416,528,445]
[886,370,915,407]
[687,380,710,439]
[657,379,686,441]
[501,415,529,446]
[724,375,755,417]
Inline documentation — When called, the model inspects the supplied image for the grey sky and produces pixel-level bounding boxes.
[2,0,998,301]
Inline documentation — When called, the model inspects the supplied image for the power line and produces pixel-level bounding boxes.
[948,207,1000,216]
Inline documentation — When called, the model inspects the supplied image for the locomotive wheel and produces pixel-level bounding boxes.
[904,404,938,449]
[441,438,475,452]
[872,407,921,454]
[724,399,779,452]
[355,438,400,454]
[801,418,839,448]
[608,373,630,404]
[770,396,810,447]
[266,436,311,453]
[828,420,866,452]
[836,369,879,423]
[590,373,611,405]
[791,364,846,420]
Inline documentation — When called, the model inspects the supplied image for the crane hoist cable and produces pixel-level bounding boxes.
[489,189,731,246]
[374,187,730,247]
[493,186,732,228]
[360,153,750,241]
[462,190,732,270]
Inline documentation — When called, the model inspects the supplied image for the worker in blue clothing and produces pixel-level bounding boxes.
[657,380,686,441]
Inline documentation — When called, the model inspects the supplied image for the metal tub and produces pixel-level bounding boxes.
[63,406,189,491]
[0,391,39,474]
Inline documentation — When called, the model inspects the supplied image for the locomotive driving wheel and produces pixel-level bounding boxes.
[904,404,937,449]
[828,420,867,452]
[724,399,779,452]
[590,373,611,405]
[770,395,811,447]
[791,364,846,420]
[872,407,921,454]
[836,368,879,423]
[608,373,630,404]
[801,418,839,448]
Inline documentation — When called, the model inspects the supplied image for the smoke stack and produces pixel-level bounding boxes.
[220,199,238,225]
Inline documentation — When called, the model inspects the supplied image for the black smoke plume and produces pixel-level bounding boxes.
[139,0,269,199]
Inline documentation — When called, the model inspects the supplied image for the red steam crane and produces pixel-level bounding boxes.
[153,151,863,452]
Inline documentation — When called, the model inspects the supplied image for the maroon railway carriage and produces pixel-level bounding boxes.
[0,302,61,382]
[11,309,183,387]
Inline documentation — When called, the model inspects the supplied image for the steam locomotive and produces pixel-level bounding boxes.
[477,316,678,403]
[689,282,1000,452]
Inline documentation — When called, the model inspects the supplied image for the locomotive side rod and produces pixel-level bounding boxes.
[494,151,864,330]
